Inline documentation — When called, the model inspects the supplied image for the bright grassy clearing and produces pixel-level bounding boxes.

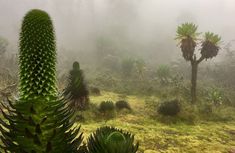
[79,91,235,153]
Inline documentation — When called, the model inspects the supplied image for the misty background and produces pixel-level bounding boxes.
[0,0,235,67]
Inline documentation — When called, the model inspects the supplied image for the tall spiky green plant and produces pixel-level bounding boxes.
[63,61,89,111]
[19,9,57,100]
[0,9,83,153]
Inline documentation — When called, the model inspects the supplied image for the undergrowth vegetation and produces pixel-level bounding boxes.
[0,9,139,153]
[0,8,235,153]
[80,91,235,153]
[115,100,131,111]
[158,99,181,116]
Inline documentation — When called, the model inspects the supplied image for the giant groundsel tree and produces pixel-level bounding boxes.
[0,9,83,152]
[176,23,221,103]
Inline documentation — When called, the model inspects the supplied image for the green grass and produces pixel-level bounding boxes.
[1,90,235,152]
[79,91,235,153]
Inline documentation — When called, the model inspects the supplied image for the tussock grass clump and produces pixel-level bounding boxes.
[158,99,181,116]
[99,101,115,118]
[115,100,131,111]
[99,101,115,113]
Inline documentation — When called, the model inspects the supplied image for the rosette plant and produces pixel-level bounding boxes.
[201,32,221,59]
[0,9,83,153]
[86,126,139,153]
[176,23,221,103]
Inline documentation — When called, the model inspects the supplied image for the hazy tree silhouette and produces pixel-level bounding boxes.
[176,23,221,103]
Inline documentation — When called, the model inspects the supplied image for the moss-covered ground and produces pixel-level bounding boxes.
[78,91,235,153]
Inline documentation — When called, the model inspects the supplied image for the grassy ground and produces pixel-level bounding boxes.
[78,91,235,153]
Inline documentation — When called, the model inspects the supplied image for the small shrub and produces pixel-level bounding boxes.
[156,64,171,84]
[115,100,131,110]
[207,87,223,106]
[99,101,115,114]
[158,99,180,116]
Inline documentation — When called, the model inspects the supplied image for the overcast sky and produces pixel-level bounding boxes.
[0,0,234,62]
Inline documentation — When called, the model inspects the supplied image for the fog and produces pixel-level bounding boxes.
[0,0,235,64]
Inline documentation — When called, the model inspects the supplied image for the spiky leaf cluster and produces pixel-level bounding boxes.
[86,126,139,153]
[19,9,57,100]
[201,32,221,59]
[0,98,83,153]
[176,23,199,40]
[0,9,83,153]
[176,23,199,61]
[176,23,222,61]
[63,61,89,111]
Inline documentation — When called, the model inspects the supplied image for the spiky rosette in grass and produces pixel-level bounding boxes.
[0,9,83,153]
[201,32,221,59]
[86,126,139,153]
[176,23,199,61]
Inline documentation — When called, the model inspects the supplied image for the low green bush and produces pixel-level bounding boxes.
[115,100,131,110]
[99,101,116,118]
[158,99,181,116]
[99,101,115,112]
